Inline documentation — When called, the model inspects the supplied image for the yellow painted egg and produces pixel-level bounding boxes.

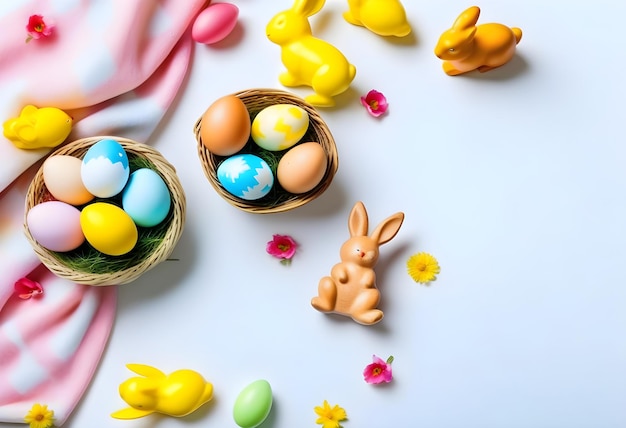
[277,142,328,194]
[200,95,251,156]
[43,155,94,206]
[251,104,309,151]
[80,202,138,256]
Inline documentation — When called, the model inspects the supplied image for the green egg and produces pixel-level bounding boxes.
[233,379,273,428]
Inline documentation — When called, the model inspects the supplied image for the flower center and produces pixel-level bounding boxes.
[372,367,382,375]
[35,24,44,32]
[416,262,427,272]
[368,100,379,110]
[277,243,290,252]
[35,414,44,421]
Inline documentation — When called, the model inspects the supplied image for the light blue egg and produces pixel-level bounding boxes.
[217,154,274,201]
[122,168,171,227]
[81,139,130,198]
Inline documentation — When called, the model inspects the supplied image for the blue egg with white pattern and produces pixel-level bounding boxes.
[217,154,274,201]
[81,139,130,198]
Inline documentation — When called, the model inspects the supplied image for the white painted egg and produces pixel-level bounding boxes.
[81,139,130,198]
[217,154,274,200]
[251,104,309,151]
[122,168,171,227]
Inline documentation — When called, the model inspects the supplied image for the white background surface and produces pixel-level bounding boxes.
[22,0,626,427]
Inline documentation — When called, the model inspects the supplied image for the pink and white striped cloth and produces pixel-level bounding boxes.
[0,0,206,425]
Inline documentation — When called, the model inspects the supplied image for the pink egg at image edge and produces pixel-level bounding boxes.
[192,3,239,45]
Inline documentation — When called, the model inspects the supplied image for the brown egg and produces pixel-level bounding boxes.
[277,142,328,194]
[200,95,251,156]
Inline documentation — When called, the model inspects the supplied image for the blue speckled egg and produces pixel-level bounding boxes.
[81,139,130,198]
[122,168,171,227]
[217,154,274,200]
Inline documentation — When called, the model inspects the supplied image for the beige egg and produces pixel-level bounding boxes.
[200,95,251,156]
[277,142,328,194]
[43,155,94,206]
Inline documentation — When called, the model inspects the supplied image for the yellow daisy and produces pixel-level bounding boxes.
[314,400,347,428]
[407,252,440,284]
[24,403,55,428]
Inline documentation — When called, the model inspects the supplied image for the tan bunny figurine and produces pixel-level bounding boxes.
[311,201,404,325]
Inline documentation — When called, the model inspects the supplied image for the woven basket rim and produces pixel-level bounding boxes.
[196,88,339,214]
[24,136,186,286]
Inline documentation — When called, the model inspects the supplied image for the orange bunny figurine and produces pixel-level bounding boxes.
[311,201,404,325]
[434,6,522,76]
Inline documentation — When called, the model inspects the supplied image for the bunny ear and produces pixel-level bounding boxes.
[370,212,404,246]
[126,363,165,378]
[348,201,369,237]
[292,0,325,17]
[452,6,480,31]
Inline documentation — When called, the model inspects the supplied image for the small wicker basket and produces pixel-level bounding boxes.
[195,88,339,214]
[24,136,186,286]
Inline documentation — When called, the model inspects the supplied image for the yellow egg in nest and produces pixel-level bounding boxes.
[80,202,138,256]
[251,104,309,151]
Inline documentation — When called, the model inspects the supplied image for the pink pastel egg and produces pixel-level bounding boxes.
[192,3,239,45]
[27,201,85,252]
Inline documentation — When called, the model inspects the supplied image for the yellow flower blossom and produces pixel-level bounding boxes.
[24,403,54,428]
[407,252,440,284]
[314,400,347,428]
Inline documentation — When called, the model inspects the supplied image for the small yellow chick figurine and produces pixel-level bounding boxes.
[434,6,522,76]
[111,364,214,420]
[3,105,72,150]
[343,0,411,37]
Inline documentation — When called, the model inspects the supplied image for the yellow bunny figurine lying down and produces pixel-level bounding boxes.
[343,0,412,37]
[111,364,214,419]
[3,105,72,150]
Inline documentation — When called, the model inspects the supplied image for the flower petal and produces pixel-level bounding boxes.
[14,278,43,300]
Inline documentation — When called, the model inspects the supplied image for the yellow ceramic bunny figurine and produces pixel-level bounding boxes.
[434,6,522,76]
[266,0,356,107]
[3,105,72,149]
[111,364,214,419]
[343,0,411,37]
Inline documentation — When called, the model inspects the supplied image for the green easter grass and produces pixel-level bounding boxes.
[52,154,174,274]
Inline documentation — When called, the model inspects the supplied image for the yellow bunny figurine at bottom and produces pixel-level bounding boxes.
[266,0,356,107]
[434,6,522,76]
[311,201,404,325]
[3,105,72,150]
[111,364,214,419]
[343,0,411,37]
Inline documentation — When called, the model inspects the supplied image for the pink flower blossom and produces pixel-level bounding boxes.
[14,277,43,300]
[360,90,388,117]
[266,234,297,265]
[26,15,55,43]
[363,355,393,384]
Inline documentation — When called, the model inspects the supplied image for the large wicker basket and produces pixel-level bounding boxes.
[24,136,186,286]
[195,88,339,214]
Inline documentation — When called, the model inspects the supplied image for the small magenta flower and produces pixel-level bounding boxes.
[26,15,55,43]
[360,90,388,117]
[363,354,393,384]
[14,277,43,300]
[266,234,297,265]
